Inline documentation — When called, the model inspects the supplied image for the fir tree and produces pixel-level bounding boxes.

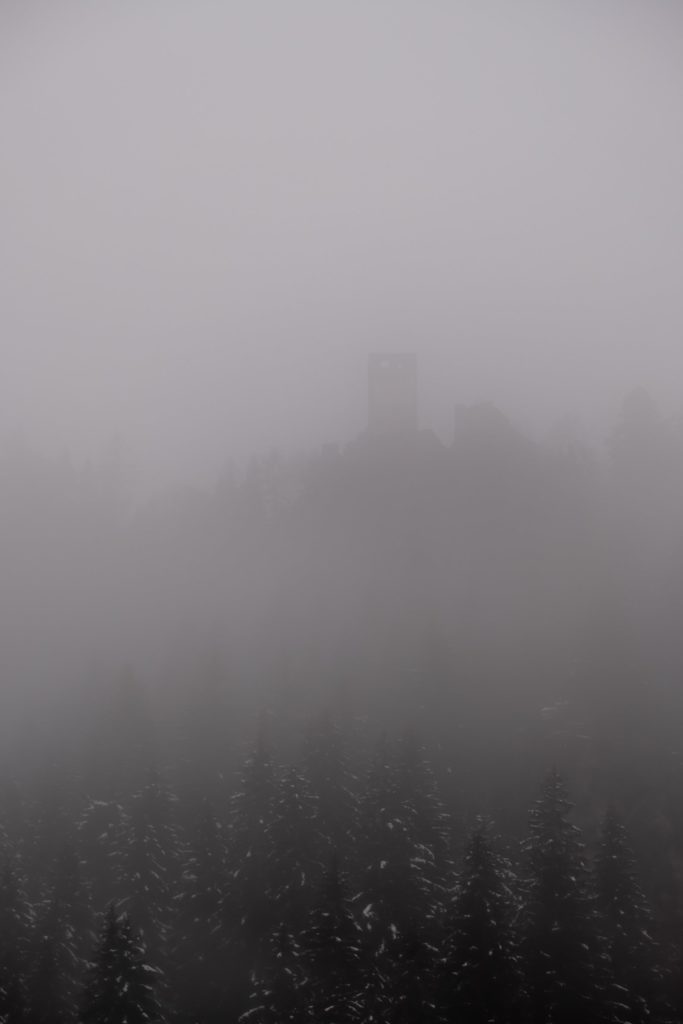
[0,777,29,862]
[356,739,431,954]
[441,819,520,1024]
[389,922,441,1024]
[300,854,363,1022]
[394,732,453,938]
[80,906,164,1024]
[300,714,359,859]
[0,858,33,1024]
[222,735,278,1013]
[521,771,607,1024]
[0,817,9,868]
[27,845,93,1024]
[265,764,323,933]
[112,771,181,960]
[595,809,669,1024]
[76,799,125,912]
[170,805,230,1024]
[354,739,438,1021]
[238,924,306,1024]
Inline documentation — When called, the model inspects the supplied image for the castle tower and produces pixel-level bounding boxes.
[367,353,418,436]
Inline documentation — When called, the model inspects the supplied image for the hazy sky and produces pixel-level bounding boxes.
[2,1,683,483]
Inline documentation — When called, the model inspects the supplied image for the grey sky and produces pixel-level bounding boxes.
[2,1,683,484]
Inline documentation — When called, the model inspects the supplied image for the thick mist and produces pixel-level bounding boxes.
[2,2,683,482]
[2,5,683,1023]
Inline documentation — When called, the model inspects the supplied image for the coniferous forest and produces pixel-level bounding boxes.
[1,395,683,1022]
[1,721,681,1024]
[5,4,683,1021]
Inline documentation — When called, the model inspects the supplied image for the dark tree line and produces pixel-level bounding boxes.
[0,720,679,1024]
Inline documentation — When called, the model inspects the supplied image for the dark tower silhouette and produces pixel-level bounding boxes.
[367,353,418,437]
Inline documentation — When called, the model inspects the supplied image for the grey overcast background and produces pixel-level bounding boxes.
[2,1,683,485]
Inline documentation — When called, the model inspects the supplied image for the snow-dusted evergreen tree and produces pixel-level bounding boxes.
[595,809,669,1024]
[265,763,323,933]
[389,923,442,1024]
[76,798,125,912]
[300,714,359,860]
[112,770,181,961]
[521,771,607,1024]
[394,732,453,936]
[354,737,439,1021]
[441,819,520,1024]
[300,854,363,1022]
[26,845,93,1024]
[356,738,432,952]
[0,817,9,869]
[170,805,230,1024]
[0,857,33,1024]
[355,734,448,1023]
[238,923,306,1024]
[0,777,29,862]
[223,735,278,966]
[80,906,164,1024]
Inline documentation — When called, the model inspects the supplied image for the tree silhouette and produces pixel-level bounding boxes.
[80,906,163,1024]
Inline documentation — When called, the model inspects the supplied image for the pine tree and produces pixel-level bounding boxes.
[80,906,164,1024]
[27,845,93,1024]
[354,738,438,1021]
[0,857,33,1024]
[0,817,9,867]
[356,739,432,954]
[0,777,29,861]
[300,854,363,1022]
[300,714,359,860]
[595,809,669,1024]
[265,764,323,934]
[394,733,453,938]
[222,735,278,1013]
[171,805,230,1024]
[389,922,441,1024]
[521,771,607,1024]
[440,819,520,1024]
[238,924,306,1024]
[76,798,125,912]
[112,771,181,961]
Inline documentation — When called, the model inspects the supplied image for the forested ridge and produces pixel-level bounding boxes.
[1,393,683,1020]
[5,0,683,1018]
[0,719,681,1023]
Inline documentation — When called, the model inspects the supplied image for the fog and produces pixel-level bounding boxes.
[3,2,683,483]
[2,4,683,1022]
